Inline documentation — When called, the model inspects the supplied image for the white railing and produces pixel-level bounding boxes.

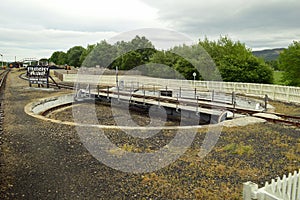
[60,73,300,104]
[243,170,300,200]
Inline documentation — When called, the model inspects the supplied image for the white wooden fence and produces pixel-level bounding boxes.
[58,73,300,104]
[243,170,300,200]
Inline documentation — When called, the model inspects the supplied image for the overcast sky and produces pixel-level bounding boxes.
[1,0,299,61]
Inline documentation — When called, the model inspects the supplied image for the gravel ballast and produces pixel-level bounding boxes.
[1,70,300,199]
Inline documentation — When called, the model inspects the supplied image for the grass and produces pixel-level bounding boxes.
[222,143,254,156]
[269,100,300,116]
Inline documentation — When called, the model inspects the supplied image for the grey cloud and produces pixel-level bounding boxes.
[141,0,300,49]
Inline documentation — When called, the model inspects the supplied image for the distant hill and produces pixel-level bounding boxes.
[252,48,285,61]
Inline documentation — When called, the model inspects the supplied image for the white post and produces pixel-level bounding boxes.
[193,72,196,88]
[243,182,258,200]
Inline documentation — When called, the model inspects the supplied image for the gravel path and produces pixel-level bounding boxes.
[0,70,143,199]
[1,70,300,199]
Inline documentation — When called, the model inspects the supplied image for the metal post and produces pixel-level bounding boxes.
[97,85,99,97]
[116,66,118,88]
[194,88,197,99]
[143,89,145,105]
[232,91,235,105]
[158,92,160,107]
[117,85,120,101]
[176,94,179,112]
[233,100,236,118]
[212,90,215,101]
[107,86,109,99]
[196,96,199,115]
[179,87,181,98]
[264,94,268,111]
[193,72,196,88]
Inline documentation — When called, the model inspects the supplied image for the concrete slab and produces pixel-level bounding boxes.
[253,113,281,119]
[221,116,266,127]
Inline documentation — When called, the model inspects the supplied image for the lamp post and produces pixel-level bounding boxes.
[193,72,196,88]
[116,66,119,87]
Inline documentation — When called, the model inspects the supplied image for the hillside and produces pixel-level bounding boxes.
[252,48,285,61]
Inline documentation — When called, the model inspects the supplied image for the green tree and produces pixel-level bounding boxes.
[112,35,156,70]
[66,46,85,67]
[49,51,67,65]
[80,44,95,66]
[278,41,300,86]
[171,44,220,81]
[83,40,118,68]
[39,58,49,65]
[266,60,279,71]
[199,36,273,83]
[148,50,180,78]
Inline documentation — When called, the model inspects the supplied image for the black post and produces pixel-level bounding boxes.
[179,87,181,98]
[264,94,268,111]
[232,91,235,105]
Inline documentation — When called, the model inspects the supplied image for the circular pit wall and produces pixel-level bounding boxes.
[24,94,267,129]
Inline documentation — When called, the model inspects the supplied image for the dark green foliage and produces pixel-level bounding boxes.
[39,58,49,66]
[82,41,118,68]
[278,41,300,86]
[82,36,155,69]
[49,51,67,65]
[266,60,280,71]
[48,35,275,83]
[66,46,85,67]
[80,44,95,66]
[199,36,273,83]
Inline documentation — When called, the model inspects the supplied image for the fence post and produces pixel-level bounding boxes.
[243,182,258,200]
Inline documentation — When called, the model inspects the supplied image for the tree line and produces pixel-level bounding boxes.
[49,35,299,85]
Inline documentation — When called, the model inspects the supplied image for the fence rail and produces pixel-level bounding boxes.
[57,73,300,104]
[243,170,300,200]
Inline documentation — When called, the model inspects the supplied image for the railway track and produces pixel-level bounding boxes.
[19,71,300,127]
